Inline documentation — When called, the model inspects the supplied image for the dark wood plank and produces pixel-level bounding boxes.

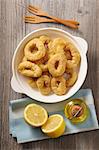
[0,0,99,150]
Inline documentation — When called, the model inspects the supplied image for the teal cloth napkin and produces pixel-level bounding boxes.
[9,89,99,143]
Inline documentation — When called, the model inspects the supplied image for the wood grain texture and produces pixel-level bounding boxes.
[0,0,99,150]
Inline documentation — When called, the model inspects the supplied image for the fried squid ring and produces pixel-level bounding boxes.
[18,61,42,77]
[52,38,66,49]
[35,53,49,72]
[65,68,78,87]
[47,41,54,58]
[39,35,51,51]
[48,38,66,57]
[36,75,51,95]
[63,47,72,60]
[64,43,81,69]
[39,63,48,72]
[39,35,51,44]
[22,53,48,72]
[28,77,37,88]
[34,52,49,64]
[48,54,66,77]
[51,76,67,95]
[24,38,46,61]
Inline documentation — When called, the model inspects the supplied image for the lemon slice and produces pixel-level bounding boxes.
[24,103,48,127]
[41,114,66,138]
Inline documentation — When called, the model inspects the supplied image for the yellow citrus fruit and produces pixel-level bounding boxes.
[41,114,66,138]
[24,103,48,127]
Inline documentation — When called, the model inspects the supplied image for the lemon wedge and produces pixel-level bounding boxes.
[41,114,66,138]
[24,103,48,127]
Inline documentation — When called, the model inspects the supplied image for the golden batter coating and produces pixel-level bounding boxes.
[37,75,51,95]
[28,77,37,88]
[65,68,78,87]
[18,61,42,77]
[48,54,67,77]
[18,36,81,96]
[51,76,67,95]
[24,38,46,61]
[64,42,81,69]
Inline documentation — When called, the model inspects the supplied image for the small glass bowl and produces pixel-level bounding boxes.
[64,99,89,124]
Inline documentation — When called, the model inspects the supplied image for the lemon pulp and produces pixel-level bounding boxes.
[24,103,48,127]
[41,114,66,138]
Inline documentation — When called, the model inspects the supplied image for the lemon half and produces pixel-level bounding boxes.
[24,103,48,127]
[41,114,66,138]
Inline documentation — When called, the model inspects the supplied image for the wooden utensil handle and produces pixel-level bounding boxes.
[42,18,79,25]
[47,15,78,29]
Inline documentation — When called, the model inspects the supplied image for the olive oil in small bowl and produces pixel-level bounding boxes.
[64,99,89,124]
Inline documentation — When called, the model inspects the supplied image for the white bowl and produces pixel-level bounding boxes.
[11,27,88,103]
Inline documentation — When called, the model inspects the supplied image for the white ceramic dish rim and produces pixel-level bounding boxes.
[11,27,88,103]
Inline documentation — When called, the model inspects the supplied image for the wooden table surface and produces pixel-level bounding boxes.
[0,0,99,150]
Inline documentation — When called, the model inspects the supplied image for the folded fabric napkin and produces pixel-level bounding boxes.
[9,89,99,143]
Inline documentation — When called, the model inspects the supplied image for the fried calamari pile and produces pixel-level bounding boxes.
[18,36,80,96]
